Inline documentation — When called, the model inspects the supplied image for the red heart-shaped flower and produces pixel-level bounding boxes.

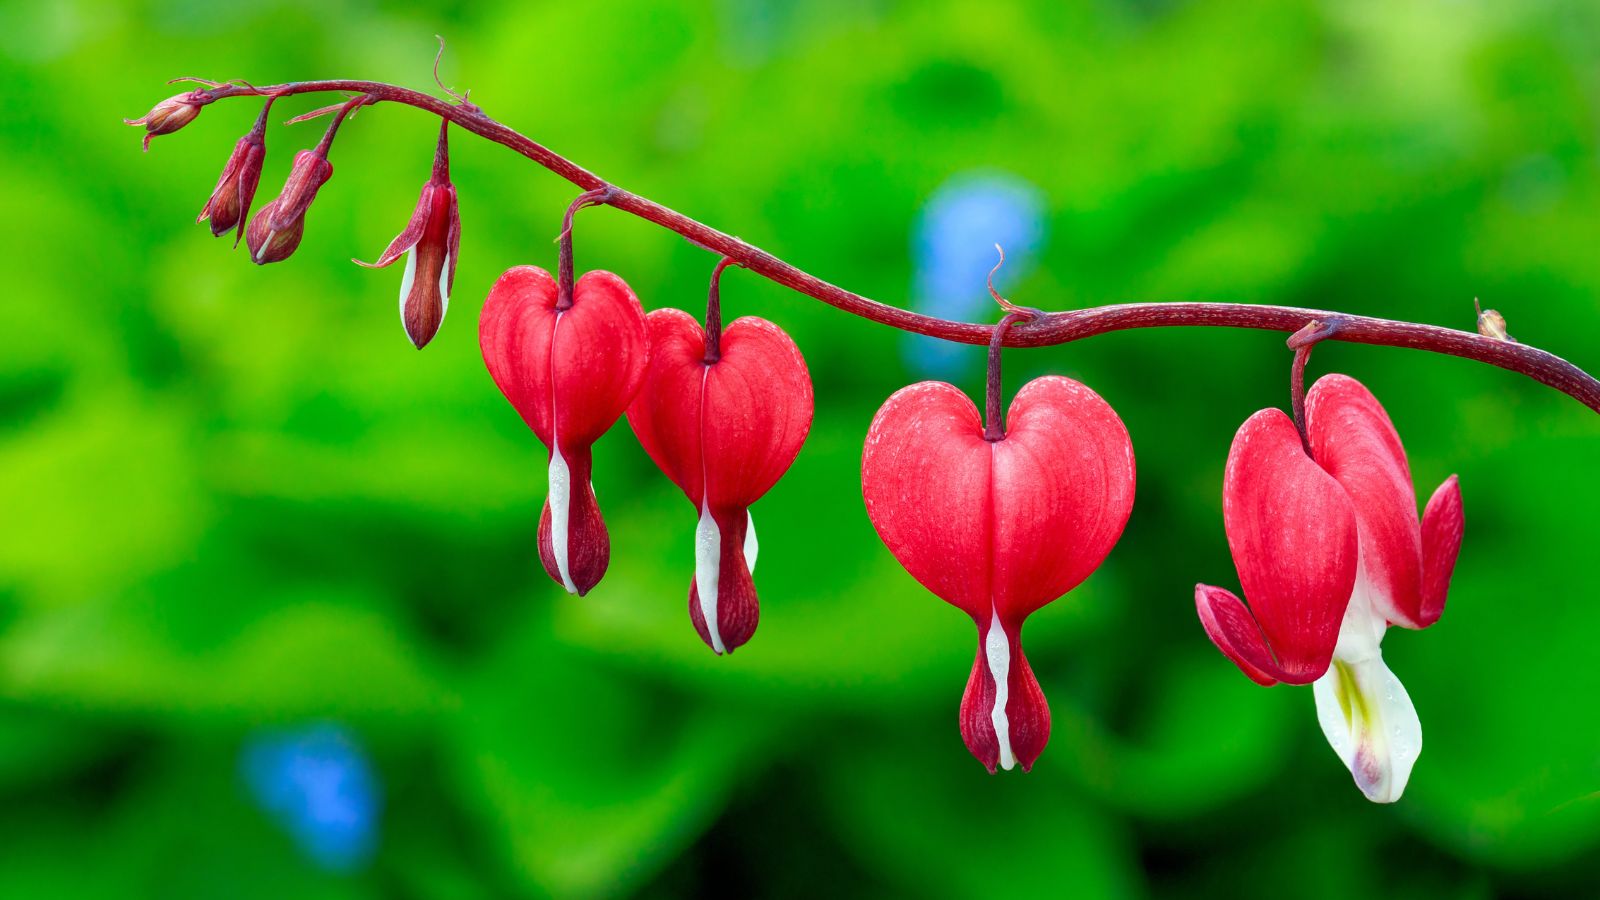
[862,376,1135,772]
[626,308,813,654]
[480,265,649,595]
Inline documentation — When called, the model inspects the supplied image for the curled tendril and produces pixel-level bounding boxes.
[986,244,1045,321]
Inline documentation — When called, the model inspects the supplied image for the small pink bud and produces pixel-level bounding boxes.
[198,103,271,247]
[246,149,333,265]
[125,92,207,151]
[355,122,460,348]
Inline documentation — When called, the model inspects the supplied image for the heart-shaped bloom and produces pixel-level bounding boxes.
[1196,373,1463,802]
[356,122,460,349]
[480,266,650,596]
[626,310,813,655]
[862,377,1136,772]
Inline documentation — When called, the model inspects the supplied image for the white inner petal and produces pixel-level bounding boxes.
[743,510,758,574]
[398,248,417,329]
[255,229,276,263]
[437,249,451,320]
[1312,557,1423,803]
[546,445,578,595]
[694,502,726,654]
[985,607,1016,771]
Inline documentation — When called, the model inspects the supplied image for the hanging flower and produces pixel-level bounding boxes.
[356,121,460,349]
[862,376,1136,772]
[479,266,650,596]
[625,310,813,655]
[1195,374,1463,802]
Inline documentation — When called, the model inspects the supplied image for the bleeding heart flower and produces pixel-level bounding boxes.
[625,309,813,655]
[1195,373,1463,802]
[862,376,1136,772]
[356,121,460,349]
[480,266,650,596]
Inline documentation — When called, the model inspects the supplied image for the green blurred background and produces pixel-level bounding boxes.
[2,0,1598,896]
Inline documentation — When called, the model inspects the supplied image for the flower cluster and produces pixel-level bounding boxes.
[129,89,1479,801]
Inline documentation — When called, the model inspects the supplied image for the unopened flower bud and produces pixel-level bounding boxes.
[355,121,460,348]
[126,92,207,151]
[246,149,334,265]
[198,103,271,247]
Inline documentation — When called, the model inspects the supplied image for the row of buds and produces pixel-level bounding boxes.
[131,93,460,349]
[479,198,813,656]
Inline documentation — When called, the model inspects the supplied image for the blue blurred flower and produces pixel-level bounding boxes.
[909,172,1047,377]
[241,723,380,872]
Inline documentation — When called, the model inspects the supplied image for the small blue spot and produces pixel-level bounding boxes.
[909,172,1047,378]
[241,723,380,872]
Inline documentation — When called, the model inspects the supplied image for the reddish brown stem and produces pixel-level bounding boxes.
[985,312,1033,442]
[180,79,1600,413]
[705,256,739,364]
[555,187,611,312]
[1287,319,1344,454]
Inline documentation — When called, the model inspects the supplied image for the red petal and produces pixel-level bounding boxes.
[1307,374,1425,628]
[536,447,609,596]
[626,311,814,508]
[359,181,434,269]
[479,267,649,450]
[860,382,992,618]
[1213,408,1357,684]
[991,376,1135,620]
[687,506,759,653]
[1417,474,1463,628]
[958,617,1049,773]
[1194,584,1282,687]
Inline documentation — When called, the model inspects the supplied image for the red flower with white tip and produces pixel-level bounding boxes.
[357,121,461,349]
[626,264,813,655]
[861,313,1136,773]
[480,266,650,596]
[1196,373,1463,802]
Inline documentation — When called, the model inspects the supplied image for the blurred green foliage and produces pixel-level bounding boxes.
[2,0,1598,896]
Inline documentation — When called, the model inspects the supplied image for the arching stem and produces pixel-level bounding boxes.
[555,187,613,311]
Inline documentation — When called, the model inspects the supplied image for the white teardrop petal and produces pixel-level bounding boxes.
[546,444,579,595]
[397,249,418,338]
[1312,654,1422,803]
[984,608,1016,771]
[743,510,758,574]
[694,503,725,654]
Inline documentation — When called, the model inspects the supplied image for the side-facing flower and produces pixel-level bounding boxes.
[126,91,207,150]
[356,120,460,349]
[625,310,813,655]
[862,376,1135,772]
[198,100,272,246]
[1196,374,1463,802]
[480,266,650,596]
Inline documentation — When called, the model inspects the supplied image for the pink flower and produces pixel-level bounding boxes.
[862,377,1135,772]
[356,122,460,349]
[625,311,814,654]
[1196,373,1464,802]
[479,266,650,596]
